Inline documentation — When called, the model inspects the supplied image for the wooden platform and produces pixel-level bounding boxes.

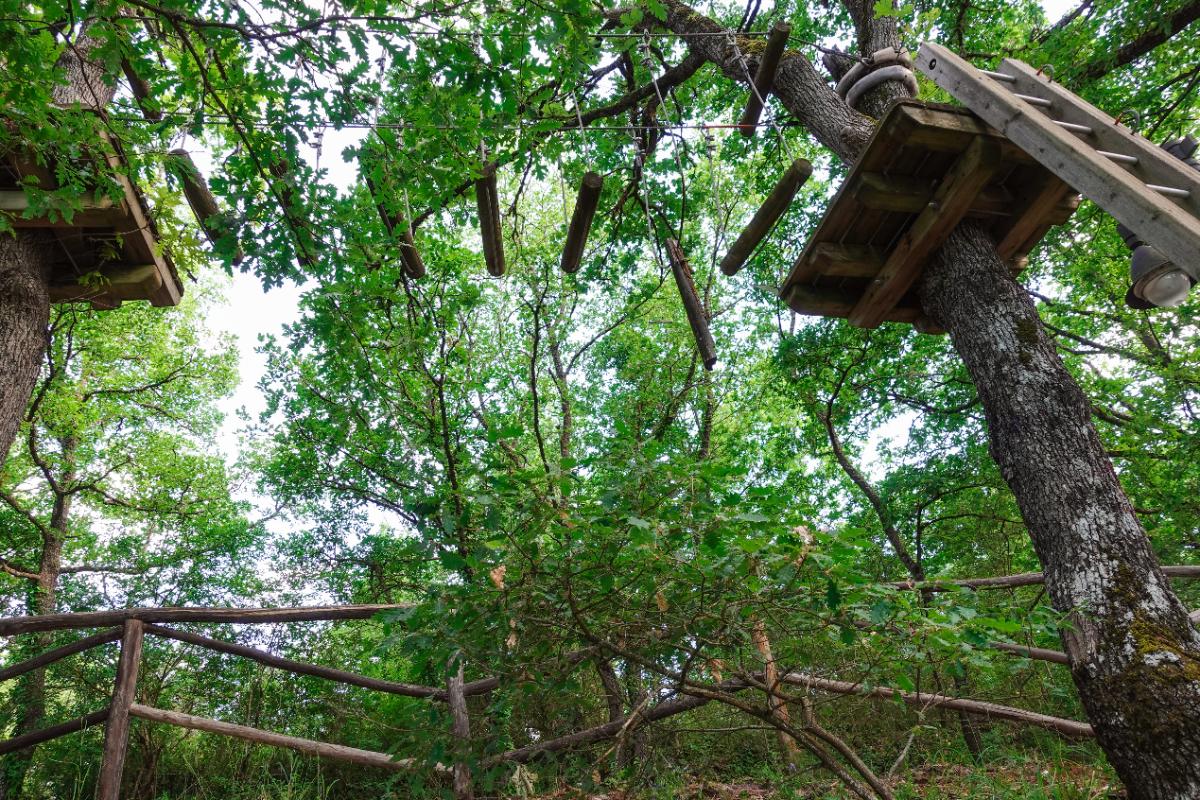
[780,99,1079,331]
[0,131,182,310]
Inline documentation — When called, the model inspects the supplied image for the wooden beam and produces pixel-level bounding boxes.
[849,135,1003,328]
[919,42,1200,280]
[666,238,717,370]
[96,620,144,800]
[738,21,791,137]
[145,624,448,699]
[129,704,439,772]
[0,709,110,756]
[806,243,884,279]
[785,284,921,323]
[996,175,1078,261]
[0,604,413,637]
[720,158,812,275]
[891,564,1200,592]
[0,189,116,213]
[560,171,604,274]
[853,172,1013,216]
[779,672,1093,739]
[48,264,163,305]
[474,162,505,276]
[448,660,473,800]
[0,628,121,684]
[989,641,1070,665]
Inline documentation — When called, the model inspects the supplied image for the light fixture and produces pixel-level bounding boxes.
[1120,136,1198,310]
[1125,245,1195,309]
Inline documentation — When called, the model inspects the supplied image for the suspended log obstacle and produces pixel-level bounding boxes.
[918,42,1200,282]
[0,130,182,309]
[166,149,244,266]
[667,238,717,370]
[475,162,505,276]
[560,171,604,273]
[738,21,791,136]
[720,158,812,275]
[120,58,161,121]
[365,175,426,279]
[781,99,1079,331]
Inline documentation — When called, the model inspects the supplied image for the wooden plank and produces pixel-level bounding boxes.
[0,628,121,684]
[0,709,110,756]
[96,620,144,800]
[854,172,1013,216]
[995,175,1079,261]
[145,624,448,699]
[806,243,883,278]
[448,660,473,800]
[0,604,413,637]
[666,239,717,370]
[719,158,811,275]
[48,264,162,305]
[559,171,604,274]
[785,284,921,323]
[129,704,439,772]
[918,42,1200,279]
[98,132,181,307]
[738,21,791,136]
[849,135,1003,328]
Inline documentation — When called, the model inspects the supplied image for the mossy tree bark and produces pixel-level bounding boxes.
[656,1,1200,796]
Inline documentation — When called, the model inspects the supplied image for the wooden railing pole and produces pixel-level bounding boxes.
[448,658,473,800]
[96,619,144,800]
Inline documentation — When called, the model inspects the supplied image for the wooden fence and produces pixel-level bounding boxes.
[0,605,479,800]
[6,568,1196,797]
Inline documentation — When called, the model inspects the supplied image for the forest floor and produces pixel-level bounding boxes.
[525,758,1120,799]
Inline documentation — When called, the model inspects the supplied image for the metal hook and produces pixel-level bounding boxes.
[1114,108,1142,132]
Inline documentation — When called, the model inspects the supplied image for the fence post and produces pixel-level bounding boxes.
[95,619,144,800]
[447,657,473,800]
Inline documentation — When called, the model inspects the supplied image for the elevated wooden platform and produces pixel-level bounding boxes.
[0,131,182,310]
[780,100,1079,331]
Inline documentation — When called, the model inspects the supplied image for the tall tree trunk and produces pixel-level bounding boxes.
[654,2,1200,795]
[0,24,115,468]
[919,222,1200,798]
[0,241,52,466]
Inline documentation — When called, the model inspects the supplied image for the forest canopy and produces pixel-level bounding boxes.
[0,0,1198,798]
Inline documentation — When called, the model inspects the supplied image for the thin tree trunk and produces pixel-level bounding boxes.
[919,222,1200,798]
[750,618,801,767]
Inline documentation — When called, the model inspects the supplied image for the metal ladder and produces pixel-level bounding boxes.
[917,42,1200,279]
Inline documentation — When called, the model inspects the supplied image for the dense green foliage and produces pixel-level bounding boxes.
[0,0,1198,797]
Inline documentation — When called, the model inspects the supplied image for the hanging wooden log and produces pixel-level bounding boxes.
[166,149,243,266]
[666,238,717,371]
[365,175,425,279]
[269,154,320,268]
[720,158,812,275]
[738,21,791,137]
[474,162,505,277]
[559,171,604,274]
[121,59,161,121]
